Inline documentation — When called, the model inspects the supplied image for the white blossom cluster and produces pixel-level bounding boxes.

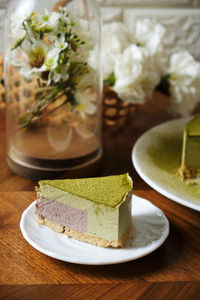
[168,51,200,116]
[10,8,97,120]
[102,20,200,116]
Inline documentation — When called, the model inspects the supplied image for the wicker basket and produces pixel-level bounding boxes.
[103,86,139,130]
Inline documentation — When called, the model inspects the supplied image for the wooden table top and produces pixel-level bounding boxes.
[0,93,200,300]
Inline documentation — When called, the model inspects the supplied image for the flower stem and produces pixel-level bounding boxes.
[35,86,55,94]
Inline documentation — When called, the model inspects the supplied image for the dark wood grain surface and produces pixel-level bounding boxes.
[0,92,200,300]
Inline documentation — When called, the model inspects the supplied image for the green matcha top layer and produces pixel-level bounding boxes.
[185,115,200,136]
[38,173,133,207]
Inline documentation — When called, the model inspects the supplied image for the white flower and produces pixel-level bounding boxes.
[33,38,68,84]
[168,51,200,116]
[113,45,160,104]
[77,67,96,90]
[32,9,59,31]
[60,8,95,54]
[34,48,61,84]
[10,15,26,47]
[54,35,68,51]
[74,19,96,59]
[132,18,167,74]
[133,19,165,56]
[42,10,59,28]
[59,7,71,25]
[44,48,60,69]
[102,22,133,75]
[13,40,48,80]
[52,64,70,83]
[22,40,48,63]
[75,91,96,118]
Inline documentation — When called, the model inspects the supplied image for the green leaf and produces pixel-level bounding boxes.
[1,94,5,103]
[104,72,116,87]
[156,74,171,96]
[11,35,26,50]
[67,91,77,108]
[0,78,4,86]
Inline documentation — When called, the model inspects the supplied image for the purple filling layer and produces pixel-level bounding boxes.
[35,197,88,233]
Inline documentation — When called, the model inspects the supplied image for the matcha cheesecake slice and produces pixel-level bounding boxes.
[177,115,200,180]
[35,173,133,248]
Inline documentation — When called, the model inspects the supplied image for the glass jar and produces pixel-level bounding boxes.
[5,0,102,180]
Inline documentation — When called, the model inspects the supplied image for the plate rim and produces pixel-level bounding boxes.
[20,196,169,265]
[132,117,200,212]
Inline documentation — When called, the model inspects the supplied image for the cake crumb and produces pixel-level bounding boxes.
[186,181,197,186]
[177,165,200,181]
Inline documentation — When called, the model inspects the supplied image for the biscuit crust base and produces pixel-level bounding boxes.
[177,165,200,180]
[35,213,132,248]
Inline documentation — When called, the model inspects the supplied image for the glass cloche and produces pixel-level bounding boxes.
[4,0,102,180]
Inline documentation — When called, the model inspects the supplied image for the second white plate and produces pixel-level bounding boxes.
[132,117,200,211]
[20,195,169,265]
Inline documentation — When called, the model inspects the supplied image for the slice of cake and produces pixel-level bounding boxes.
[177,115,200,180]
[35,173,133,248]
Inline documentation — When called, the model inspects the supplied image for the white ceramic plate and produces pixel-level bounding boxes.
[132,117,200,211]
[20,196,169,265]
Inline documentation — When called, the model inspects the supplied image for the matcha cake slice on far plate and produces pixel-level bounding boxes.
[35,173,133,248]
[177,115,200,180]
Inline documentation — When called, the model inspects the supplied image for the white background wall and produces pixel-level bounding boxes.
[97,0,199,7]
[97,0,200,60]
